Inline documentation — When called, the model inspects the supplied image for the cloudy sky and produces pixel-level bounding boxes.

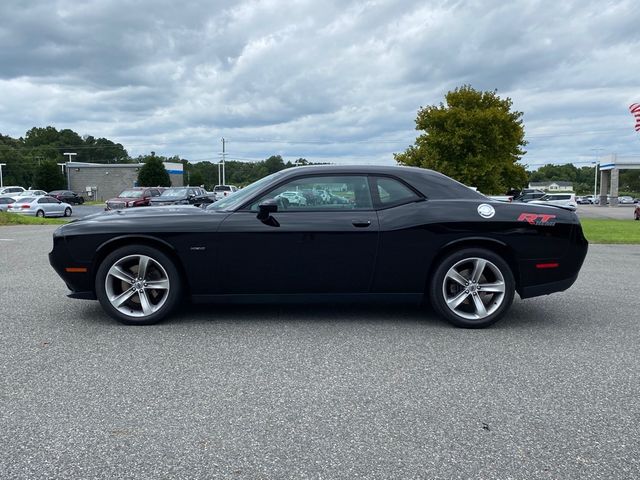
[1,0,639,168]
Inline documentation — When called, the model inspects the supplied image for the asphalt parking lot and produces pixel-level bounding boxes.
[576,204,637,220]
[1,225,639,479]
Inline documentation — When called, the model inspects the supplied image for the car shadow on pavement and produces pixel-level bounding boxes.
[73,296,558,330]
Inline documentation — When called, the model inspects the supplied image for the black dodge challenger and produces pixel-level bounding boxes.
[49,165,588,328]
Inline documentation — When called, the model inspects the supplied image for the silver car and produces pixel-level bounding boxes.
[0,196,16,212]
[7,197,72,217]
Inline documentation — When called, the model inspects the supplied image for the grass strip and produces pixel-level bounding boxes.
[580,218,640,244]
[0,211,69,226]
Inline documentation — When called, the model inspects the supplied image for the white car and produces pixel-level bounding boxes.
[16,189,48,197]
[0,186,25,196]
[618,196,634,204]
[529,193,577,210]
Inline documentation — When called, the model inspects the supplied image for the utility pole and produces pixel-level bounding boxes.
[0,163,5,188]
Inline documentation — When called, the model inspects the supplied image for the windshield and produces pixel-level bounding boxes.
[119,190,144,198]
[207,171,284,211]
[160,188,189,197]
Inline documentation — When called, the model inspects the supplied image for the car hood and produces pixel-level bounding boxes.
[106,196,144,202]
[150,196,188,202]
[56,205,229,237]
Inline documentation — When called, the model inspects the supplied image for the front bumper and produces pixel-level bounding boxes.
[49,235,96,299]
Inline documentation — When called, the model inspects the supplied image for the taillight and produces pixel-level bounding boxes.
[7,204,13,208]
[21,204,30,209]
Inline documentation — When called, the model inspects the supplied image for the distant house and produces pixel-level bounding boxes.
[528,181,574,192]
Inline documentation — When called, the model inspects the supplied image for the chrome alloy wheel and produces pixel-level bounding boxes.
[104,254,171,318]
[442,257,506,321]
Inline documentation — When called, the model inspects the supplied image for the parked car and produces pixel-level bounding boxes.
[0,196,16,212]
[149,187,212,207]
[48,190,85,205]
[8,197,72,217]
[513,190,545,202]
[618,196,634,204]
[487,195,513,202]
[212,185,238,201]
[0,186,25,196]
[577,195,596,204]
[16,189,47,197]
[49,165,588,329]
[105,187,164,210]
[635,204,640,220]
[529,193,577,210]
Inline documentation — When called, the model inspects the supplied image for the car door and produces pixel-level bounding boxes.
[215,174,379,295]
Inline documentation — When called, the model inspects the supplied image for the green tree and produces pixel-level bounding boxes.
[395,85,528,194]
[188,171,205,186]
[34,160,66,191]
[137,157,170,187]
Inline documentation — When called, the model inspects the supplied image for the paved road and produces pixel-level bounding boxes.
[0,226,638,479]
[576,204,637,220]
[72,204,105,218]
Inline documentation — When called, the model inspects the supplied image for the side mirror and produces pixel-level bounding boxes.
[257,199,278,221]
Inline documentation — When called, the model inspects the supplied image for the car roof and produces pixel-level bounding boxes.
[273,165,485,200]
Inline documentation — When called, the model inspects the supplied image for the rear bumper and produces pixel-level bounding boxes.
[516,223,588,299]
[518,273,579,299]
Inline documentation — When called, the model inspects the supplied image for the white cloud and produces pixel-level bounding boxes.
[1,0,639,166]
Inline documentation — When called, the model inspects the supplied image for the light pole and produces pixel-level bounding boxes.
[592,161,598,203]
[0,163,5,188]
[590,148,602,204]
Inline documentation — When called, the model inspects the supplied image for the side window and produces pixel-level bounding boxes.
[150,189,160,197]
[249,175,372,211]
[374,177,420,207]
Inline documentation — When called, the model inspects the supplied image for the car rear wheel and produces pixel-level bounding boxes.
[429,248,515,328]
[95,245,181,325]
[36,210,45,218]
[64,207,72,217]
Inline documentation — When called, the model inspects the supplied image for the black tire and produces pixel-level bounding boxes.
[64,207,72,217]
[429,248,515,328]
[36,210,45,218]
[95,245,182,325]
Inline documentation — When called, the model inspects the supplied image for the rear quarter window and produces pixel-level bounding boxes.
[373,176,421,207]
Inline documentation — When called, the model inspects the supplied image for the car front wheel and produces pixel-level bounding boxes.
[95,245,181,325]
[64,207,72,217]
[429,248,515,328]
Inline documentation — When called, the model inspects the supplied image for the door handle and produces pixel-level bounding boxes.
[352,220,371,228]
